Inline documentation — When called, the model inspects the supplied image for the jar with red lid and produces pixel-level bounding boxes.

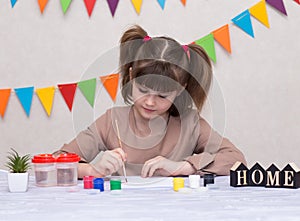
[56,153,80,186]
[32,154,57,187]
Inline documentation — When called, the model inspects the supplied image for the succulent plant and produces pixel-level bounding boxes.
[6,148,31,173]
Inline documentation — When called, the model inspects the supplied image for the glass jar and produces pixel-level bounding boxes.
[56,153,80,186]
[32,154,57,187]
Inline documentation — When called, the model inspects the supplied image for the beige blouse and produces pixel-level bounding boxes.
[60,106,246,176]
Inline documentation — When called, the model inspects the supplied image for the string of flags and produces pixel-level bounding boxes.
[9,0,187,16]
[1,0,299,118]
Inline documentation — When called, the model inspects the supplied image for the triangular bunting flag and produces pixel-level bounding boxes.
[60,0,72,14]
[84,0,96,17]
[294,0,300,5]
[14,86,34,117]
[231,10,254,38]
[194,33,217,63]
[212,24,232,54]
[58,83,77,111]
[266,0,287,15]
[78,78,96,107]
[107,0,119,17]
[131,0,143,14]
[36,86,55,117]
[11,0,17,8]
[157,0,166,10]
[181,0,186,6]
[38,0,49,14]
[249,0,270,28]
[100,74,119,102]
[0,89,11,118]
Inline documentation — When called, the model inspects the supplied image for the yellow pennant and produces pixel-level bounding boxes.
[249,0,270,28]
[36,86,55,117]
[131,0,142,14]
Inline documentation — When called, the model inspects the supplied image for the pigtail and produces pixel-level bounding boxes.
[120,25,147,89]
[185,44,212,111]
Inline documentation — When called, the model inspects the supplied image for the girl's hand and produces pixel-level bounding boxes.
[141,156,196,177]
[92,148,126,176]
[78,163,104,178]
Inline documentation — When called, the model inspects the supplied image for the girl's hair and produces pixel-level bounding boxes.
[119,25,212,116]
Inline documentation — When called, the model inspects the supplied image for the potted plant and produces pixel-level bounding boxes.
[6,148,31,192]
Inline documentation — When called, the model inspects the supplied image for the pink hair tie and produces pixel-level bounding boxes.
[143,35,152,42]
[182,45,191,61]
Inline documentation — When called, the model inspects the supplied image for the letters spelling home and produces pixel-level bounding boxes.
[230,162,300,189]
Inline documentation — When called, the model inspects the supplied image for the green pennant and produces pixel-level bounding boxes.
[60,0,72,14]
[78,78,96,107]
[195,33,217,63]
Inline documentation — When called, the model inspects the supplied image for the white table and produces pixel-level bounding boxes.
[1,173,300,221]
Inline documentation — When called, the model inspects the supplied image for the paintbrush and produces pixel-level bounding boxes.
[115,119,128,183]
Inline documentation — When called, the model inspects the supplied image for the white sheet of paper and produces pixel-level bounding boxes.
[120,176,173,189]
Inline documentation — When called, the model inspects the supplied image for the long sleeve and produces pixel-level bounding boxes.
[185,117,247,176]
[59,112,110,162]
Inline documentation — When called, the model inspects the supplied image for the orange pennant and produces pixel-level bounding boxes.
[38,0,49,14]
[212,24,231,54]
[100,74,119,102]
[0,88,11,118]
[181,0,186,6]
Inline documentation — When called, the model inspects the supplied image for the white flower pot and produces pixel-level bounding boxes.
[7,172,29,192]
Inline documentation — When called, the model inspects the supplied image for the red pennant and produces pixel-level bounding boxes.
[180,0,186,6]
[84,0,96,17]
[58,83,77,111]
[294,0,300,4]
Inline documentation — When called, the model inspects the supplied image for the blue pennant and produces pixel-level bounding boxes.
[232,10,254,38]
[157,0,166,10]
[14,86,34,117]
[11,0,17,8]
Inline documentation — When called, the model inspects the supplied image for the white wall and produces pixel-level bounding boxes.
[1,0,299,170]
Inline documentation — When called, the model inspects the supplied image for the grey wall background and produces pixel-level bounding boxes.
[0,0,299,170]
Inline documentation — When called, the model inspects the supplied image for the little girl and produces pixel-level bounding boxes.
[55,25,246,178]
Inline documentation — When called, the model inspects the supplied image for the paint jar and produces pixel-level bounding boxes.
[203,174,215,187]
[173,177,184,191]
[32,154,57,187]
[110,179,122,190]
[83,176,94,189]
[56,153,80,186]
[93,178,104,191]
[189,175,200,189]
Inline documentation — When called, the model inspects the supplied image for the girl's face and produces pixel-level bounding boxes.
[132,80,178,120]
